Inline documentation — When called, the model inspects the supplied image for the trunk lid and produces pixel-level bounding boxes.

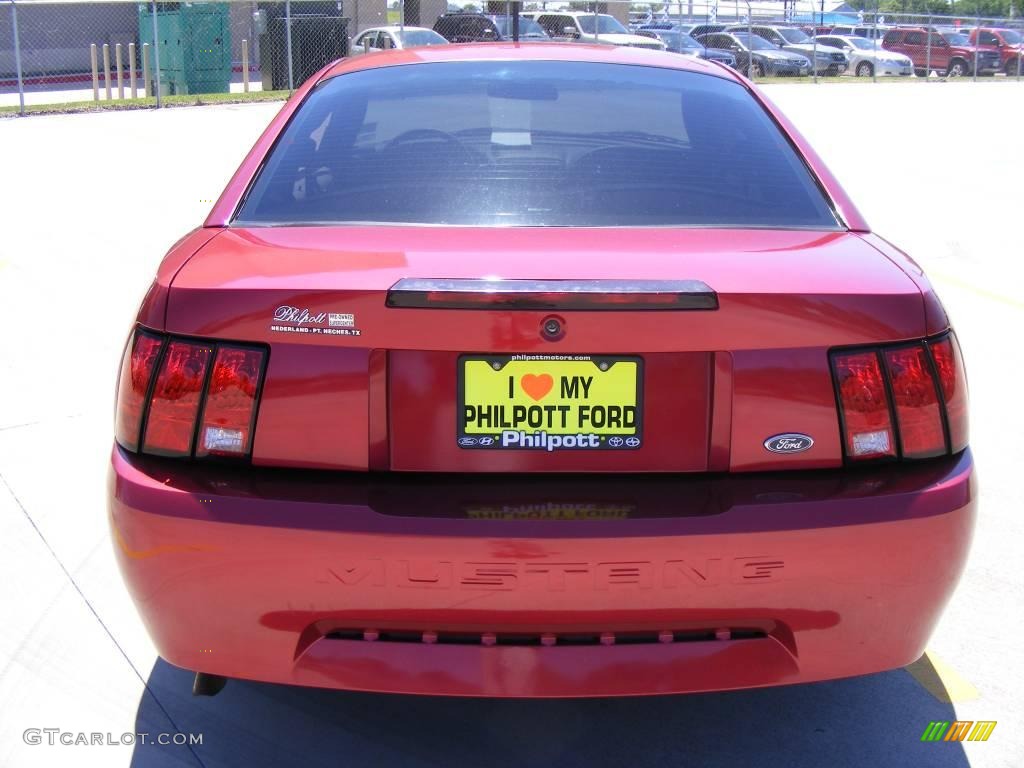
[165,226,925,472]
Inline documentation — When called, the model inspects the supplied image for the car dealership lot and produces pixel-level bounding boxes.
[0,82,1022,766]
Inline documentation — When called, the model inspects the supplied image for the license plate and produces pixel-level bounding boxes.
[458,355,642,451]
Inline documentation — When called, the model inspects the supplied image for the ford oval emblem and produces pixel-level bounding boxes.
[763,434,814,454]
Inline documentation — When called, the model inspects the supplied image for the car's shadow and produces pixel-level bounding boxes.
[131,657,969,767]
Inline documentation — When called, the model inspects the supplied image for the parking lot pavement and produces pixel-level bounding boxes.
[0,83,1021,767]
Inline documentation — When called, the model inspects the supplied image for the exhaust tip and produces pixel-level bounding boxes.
[192,672,228,697]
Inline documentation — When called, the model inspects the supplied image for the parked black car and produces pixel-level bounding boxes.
[433,12,499,42]
[696,32,812,76]
[637,29,737,67]
[489,14,556,42]
[432,12,555,43]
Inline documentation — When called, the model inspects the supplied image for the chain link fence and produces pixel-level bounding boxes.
[2,0,1022,114]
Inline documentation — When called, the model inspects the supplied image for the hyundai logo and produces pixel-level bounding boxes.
[763,434,814,454]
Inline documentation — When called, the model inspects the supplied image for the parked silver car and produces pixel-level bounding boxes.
[352,26,448,53]
[525,11,667,50]
[815,34,913,77]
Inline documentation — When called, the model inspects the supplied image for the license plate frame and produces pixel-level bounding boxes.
[457,354,643,451]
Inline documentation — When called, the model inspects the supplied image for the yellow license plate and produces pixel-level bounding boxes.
[458,355,642,451]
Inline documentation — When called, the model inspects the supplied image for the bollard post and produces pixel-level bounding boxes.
[91,43,100,101]
[285,0,294,91]
[128,42,136,98]
[150,0,162,108]
[102,43,112,100]
[115,42,124,99]
[241,38,249,92]
[142,42,151,97]
[11,0,26,115]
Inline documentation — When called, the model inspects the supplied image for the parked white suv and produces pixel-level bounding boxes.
[829,24,892,43]
[525,12,667,50]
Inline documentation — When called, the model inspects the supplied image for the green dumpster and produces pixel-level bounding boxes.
[139,2,231,95]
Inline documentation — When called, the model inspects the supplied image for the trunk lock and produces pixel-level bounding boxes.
[541,315,565,341]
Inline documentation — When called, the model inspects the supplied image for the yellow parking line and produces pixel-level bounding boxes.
[905,650,979,703]
[928,269,1024,311]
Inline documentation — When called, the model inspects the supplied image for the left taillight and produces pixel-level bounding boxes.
[114,328,266,460]
[114,331,164,452]
[196,346,264,458]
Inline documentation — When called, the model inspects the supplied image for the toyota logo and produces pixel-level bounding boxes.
[608,437,624,447]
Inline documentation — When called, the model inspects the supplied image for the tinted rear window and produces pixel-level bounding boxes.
[235,61,838,228]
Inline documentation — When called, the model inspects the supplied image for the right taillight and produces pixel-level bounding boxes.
[831,332,968,463]
[883,345,945,459]
[115,328,266,460]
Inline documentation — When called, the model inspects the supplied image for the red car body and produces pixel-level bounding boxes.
[966,28,1024,75]
[109,44,975,698]
[882,27,1001,76]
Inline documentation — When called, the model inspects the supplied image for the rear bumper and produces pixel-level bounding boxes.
[109,447,976,697]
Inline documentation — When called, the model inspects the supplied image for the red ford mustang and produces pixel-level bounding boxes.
[109,43,974,698]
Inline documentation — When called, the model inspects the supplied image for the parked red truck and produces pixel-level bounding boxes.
[883,27,1001,76]
[967,27,1024,76]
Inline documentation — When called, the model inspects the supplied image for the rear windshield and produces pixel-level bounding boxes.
[234,61,838,228]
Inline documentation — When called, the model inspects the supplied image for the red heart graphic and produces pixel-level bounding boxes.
[520,373,554,402]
